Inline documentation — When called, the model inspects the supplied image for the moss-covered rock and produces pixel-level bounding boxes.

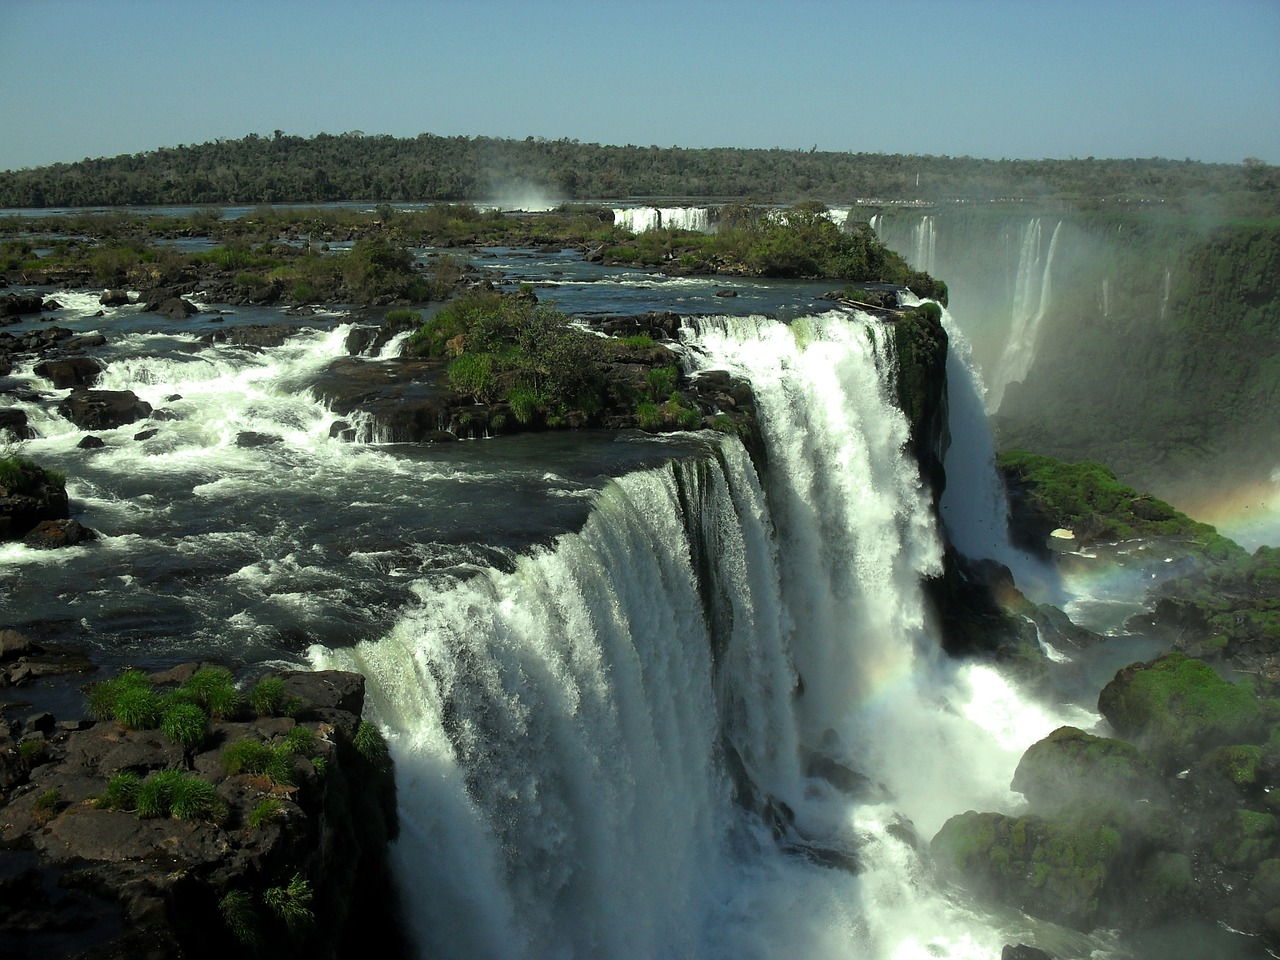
[1207,808,1279,870]
[1097,653,1265,769]
[931,807,1125,930]
[1011,725,1165,813]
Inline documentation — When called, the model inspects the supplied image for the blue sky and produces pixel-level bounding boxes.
[1,0,1277,171]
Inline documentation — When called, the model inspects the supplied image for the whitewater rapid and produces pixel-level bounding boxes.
[314,309,1096,959]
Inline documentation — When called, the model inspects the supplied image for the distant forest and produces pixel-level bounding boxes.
[1,132,1276,213]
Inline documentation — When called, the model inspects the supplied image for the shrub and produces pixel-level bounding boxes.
[18,740,44,765]
[620,334,656,349]
[353,720,389,763]
[636,402,663,430]
[160,701,210,752]
[180,667,242,720]
[169,776,225,823]
[646,364,679,398]
[447,353,497,402]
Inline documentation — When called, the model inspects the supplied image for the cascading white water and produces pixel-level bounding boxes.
[987,218,1062,412]
[315,308,1094,959]
[612,207,713,233]
[913,215,937,275]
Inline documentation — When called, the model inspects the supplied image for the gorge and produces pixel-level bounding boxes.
[1,203,1277,959]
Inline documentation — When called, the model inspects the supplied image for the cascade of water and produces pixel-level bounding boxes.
[1160,267,1172,321]
[913,215,937,274]
[987,218,1062,412]
[316,308,1093,959]
[611,207,713,234]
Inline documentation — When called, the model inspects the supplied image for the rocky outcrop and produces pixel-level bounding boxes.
[0,457,69,542]
[33,357,104,389]
[57,390,153,431]
[0,665,406,960]
[932,653,1280,951]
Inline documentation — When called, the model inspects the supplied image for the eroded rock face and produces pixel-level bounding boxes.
[0,667,406,960]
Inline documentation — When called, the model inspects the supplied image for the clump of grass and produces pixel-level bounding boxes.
[135,770,225,823]
[219,889,261,946]
[221,736,297,786]
[96,771,142,811]
[354,720,392,771]
[248,676,301,718]
[180,667,243,720]
[113,685,162,730]
[309,755,327,778]
[281,724,314,756]
[136,770,186,819]
[85,668,152,722]
[160,701,210,752]
[18,739,45,765]
[221,738,272,777]
[31,788,61,826]
[248,795,285,829]
[169,776,225,823]
[263,873,314,932]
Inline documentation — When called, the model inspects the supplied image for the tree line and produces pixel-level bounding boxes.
[0,132,1276,214]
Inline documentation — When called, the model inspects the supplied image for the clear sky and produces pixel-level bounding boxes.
[1,0,1277,171]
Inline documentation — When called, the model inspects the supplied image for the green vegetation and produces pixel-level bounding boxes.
[219,890,261,947]
[248,795,285,829]
[172,666,242,721]
[997,449,1239,556]
[135,769,226,823]
[1098,653,1266,768]
[408,291,607,426]
[353,721,390,767]
[0,453,64,497]
[263,873,314,932]
[159,701,210,752]
[249,676,299,717]
[96,771,143,811]
[31,788,62,826]
[1,132,1273,215]
[18,739,45,764]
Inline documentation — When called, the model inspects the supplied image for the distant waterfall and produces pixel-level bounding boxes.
[316,309,1086,959]
[913,215,937,274]
[987,218,1062,412]
[613,206,713,233]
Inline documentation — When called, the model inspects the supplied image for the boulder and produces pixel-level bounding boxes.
[33,356,104,388]
[151,297,198,320]
[1011,726,1165,813]
[57,389,153,430]
[1097,653,1265,769]
[23,518,97,549]
[931,808,1124,930]
[0,294,44,317]
[99,289,132,306]
[0,408,34,440]
[0,459,69,540]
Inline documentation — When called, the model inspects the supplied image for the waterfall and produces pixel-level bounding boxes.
[612,207,713,233]
[315,309,1088,959]
[987,218,1062,412]
[913,215,937,274]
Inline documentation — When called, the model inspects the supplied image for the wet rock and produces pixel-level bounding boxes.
[0,294,44,317]
[151,297,198,320]
[0,629,32,659]
[33,356,103,388]
[0,408,34,440]
[77,435,105,449]
[58,389,152,430]
[235,431,283,448]
[23,519,97,549]
[99,289,132,306]
[1002,947,1055,960]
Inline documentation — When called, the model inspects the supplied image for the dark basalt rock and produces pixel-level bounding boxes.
[77,435,105,449]
[0,462,69,542]
[151,296,198,320]
[0,666,406,960]
[99,289,132,306]
[23,518,97,549]
[57,389,153,430]
[236,431,283,448]
[0,294,44,318]
[33,356,103,389]
[0,408,34,440]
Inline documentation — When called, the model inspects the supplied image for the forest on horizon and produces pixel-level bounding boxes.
[1,132,1277,215]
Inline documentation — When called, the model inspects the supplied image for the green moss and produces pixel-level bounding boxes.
[1201,744,1264,786]
[1098,653,1264,765]
[1209,809,1279,869]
